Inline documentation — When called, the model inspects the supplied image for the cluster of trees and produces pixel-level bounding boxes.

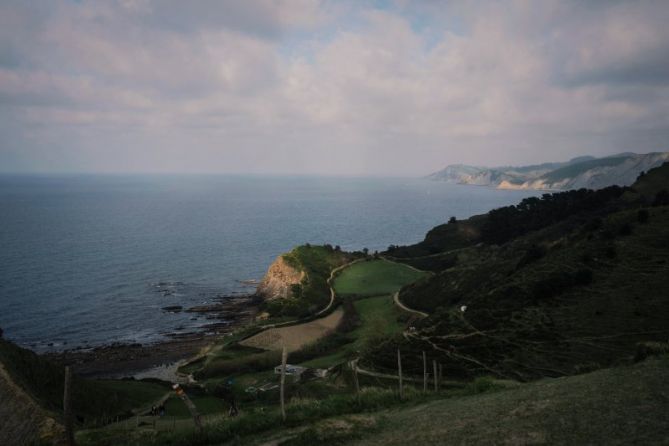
[480,186,628,245]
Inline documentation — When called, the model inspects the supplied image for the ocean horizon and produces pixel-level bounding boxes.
[0,174,539,352]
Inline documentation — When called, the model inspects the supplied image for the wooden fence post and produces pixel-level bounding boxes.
[422,351,427,392]
[352,361,360,403]
[397,349,403,400]
[433,360,438,391]
[173,383,202,431]
[280,346,287,421]
[63,366,76,446]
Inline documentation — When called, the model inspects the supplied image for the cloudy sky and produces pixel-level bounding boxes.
[1,0,668,175]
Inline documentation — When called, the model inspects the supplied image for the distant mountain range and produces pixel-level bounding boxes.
[426,152,669,190]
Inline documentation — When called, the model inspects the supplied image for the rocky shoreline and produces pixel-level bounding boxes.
[42,294,261,379]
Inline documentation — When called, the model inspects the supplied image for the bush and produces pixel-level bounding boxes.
[142,387,423,446]
[619,223,632,236]
[532,268,593,300]
[516,244,546,269]
[653,189,669,207]
[604,245,617,259]
[195,350,281,379]
[288,333,353,365]
[584,217,603,232]
[637,209,650,223]
[634,341,669,362]
[464,376,498,394]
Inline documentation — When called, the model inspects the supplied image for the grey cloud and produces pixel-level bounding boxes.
[0,1,668,175]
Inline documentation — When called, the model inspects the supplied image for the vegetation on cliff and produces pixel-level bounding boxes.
[365,162,669,382]
[0,339,167,420]
[263,244,363,317]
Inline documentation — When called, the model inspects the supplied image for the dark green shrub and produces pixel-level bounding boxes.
[464,376,498,394]
[634,341,669,362]
[584,217,603,232]
[532,268,593,300]
[516,244,546,269]
[653,189,669,206]
[195,350,281,379]
[573,268,593,285]
[605,245,617,259]
[637,209,649,223]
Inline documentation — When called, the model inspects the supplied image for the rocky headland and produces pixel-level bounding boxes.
[256,255,304,300]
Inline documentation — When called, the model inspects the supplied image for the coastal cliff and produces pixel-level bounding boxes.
[256,255,304,300]
[427,152,669,191]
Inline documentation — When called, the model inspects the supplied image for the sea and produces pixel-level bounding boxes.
[0,175,539,352]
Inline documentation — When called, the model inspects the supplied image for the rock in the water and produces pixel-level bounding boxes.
[162,305,183,313]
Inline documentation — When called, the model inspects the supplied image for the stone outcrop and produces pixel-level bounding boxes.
[256,255,304,300]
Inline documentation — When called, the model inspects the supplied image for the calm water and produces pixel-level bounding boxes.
[0,175,538,351]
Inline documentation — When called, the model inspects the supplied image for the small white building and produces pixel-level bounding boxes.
[274,364,307,376]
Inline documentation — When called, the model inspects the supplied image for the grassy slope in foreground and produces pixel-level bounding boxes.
[332,259,429,297]
[279,357,669,446]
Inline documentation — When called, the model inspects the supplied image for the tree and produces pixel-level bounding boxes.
[448,216,457,224]
[653,189,669,207]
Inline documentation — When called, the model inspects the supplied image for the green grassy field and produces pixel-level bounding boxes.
[333,259,428,297]
[300,295,405,368]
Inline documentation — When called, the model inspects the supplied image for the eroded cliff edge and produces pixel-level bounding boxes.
[256,255,304,300]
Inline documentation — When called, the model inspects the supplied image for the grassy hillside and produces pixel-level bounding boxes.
[114,356,669,446]
[363,163,669,381]
[0,339,168,422]
[341,357,669,446]
[631,161,669,200]
[300,295,406,368]
[539,155,632,182]
[332,259,429,297]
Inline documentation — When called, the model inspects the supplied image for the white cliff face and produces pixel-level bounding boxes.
[256,256,304,300]
[430,152,669,191]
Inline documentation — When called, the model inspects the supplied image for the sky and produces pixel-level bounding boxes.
[1,0,668,176]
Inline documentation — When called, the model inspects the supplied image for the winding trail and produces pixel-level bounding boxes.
[392,291,428,318]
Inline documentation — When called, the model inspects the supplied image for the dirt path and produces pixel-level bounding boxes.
[392,292,429,318]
